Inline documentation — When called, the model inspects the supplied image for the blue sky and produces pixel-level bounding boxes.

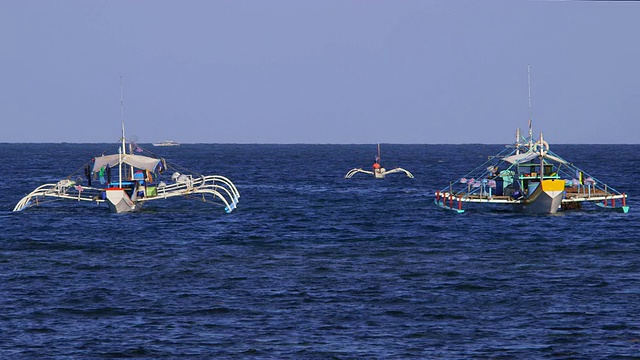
[1,1,639,144]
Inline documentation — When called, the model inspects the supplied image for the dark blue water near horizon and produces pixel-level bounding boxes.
[1,143,639,359]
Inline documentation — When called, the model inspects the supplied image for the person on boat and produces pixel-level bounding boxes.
[137,181,145,198]
[373,162,381,174]
[99,166,106,185]
[106,166,112,184]
[84,164,92,187]
[489,166,499,178]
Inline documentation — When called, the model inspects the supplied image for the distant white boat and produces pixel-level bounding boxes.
[345,143,414,179]
[153,140,180,147]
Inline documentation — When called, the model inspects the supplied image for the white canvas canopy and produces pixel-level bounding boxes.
[93,154,161,172]
[504,152,538,164]
[543,153,567,164]
[504,151,567,165]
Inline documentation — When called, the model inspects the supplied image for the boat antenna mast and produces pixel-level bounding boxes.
[527,64,533,148]
[118,77,125,187]
[376,143,381,165]
[120,76,126,154]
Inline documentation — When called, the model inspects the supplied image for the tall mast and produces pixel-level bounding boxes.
[119,77,125,187]
[120,76,126,155]
[539,132,544,181]
[377,143,381,164]
[527,64,533,146]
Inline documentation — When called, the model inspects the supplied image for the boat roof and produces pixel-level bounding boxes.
[93,154,161,172]
[504,150,567,165]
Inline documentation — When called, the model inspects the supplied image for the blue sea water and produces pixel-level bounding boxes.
[1,143,639,359]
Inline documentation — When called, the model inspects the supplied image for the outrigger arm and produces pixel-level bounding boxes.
[153,174,241,213]
[13,174,241,213]
[345,168,375,178]
[383,167,415,178]
[344,167,414,179]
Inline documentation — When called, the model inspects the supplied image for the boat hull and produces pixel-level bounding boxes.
[520,179,565,214]
[105,188,138,213]
[153,141,180,147]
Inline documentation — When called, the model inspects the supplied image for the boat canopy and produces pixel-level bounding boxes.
[543,153,567,164]
[504,152,538,164]
[93,154,161,172]
[504,151,567,165]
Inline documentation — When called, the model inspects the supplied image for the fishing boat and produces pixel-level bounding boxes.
[153,140,180,147]
[434,125,629,214]
[13,85,239,214]
[14,128,239,213]
[345,143,414,179]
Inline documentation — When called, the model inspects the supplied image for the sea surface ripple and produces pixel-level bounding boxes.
[1,143,639,359]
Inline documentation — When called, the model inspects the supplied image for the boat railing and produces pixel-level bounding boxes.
[554,165,625,197]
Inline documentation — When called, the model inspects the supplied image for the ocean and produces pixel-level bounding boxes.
[1,143,639,358]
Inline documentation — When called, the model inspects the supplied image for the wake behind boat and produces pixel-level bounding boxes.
[434,126,628,214]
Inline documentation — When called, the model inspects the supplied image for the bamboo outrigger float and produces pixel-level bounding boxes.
[435,126,629,214]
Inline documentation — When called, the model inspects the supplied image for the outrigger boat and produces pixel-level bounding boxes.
[14,126,239,213]
[14,87,239,214]
[435,125,629,214]
[345,143,414,179]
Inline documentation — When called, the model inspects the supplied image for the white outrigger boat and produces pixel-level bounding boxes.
[345,144,414,179]
[435,124,629,214]
[14,127,239,213]
[14,110,239,214]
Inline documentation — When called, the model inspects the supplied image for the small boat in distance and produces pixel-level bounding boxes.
[345,143,414,179]
[153,140,180,147]
[435,125,629,214]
